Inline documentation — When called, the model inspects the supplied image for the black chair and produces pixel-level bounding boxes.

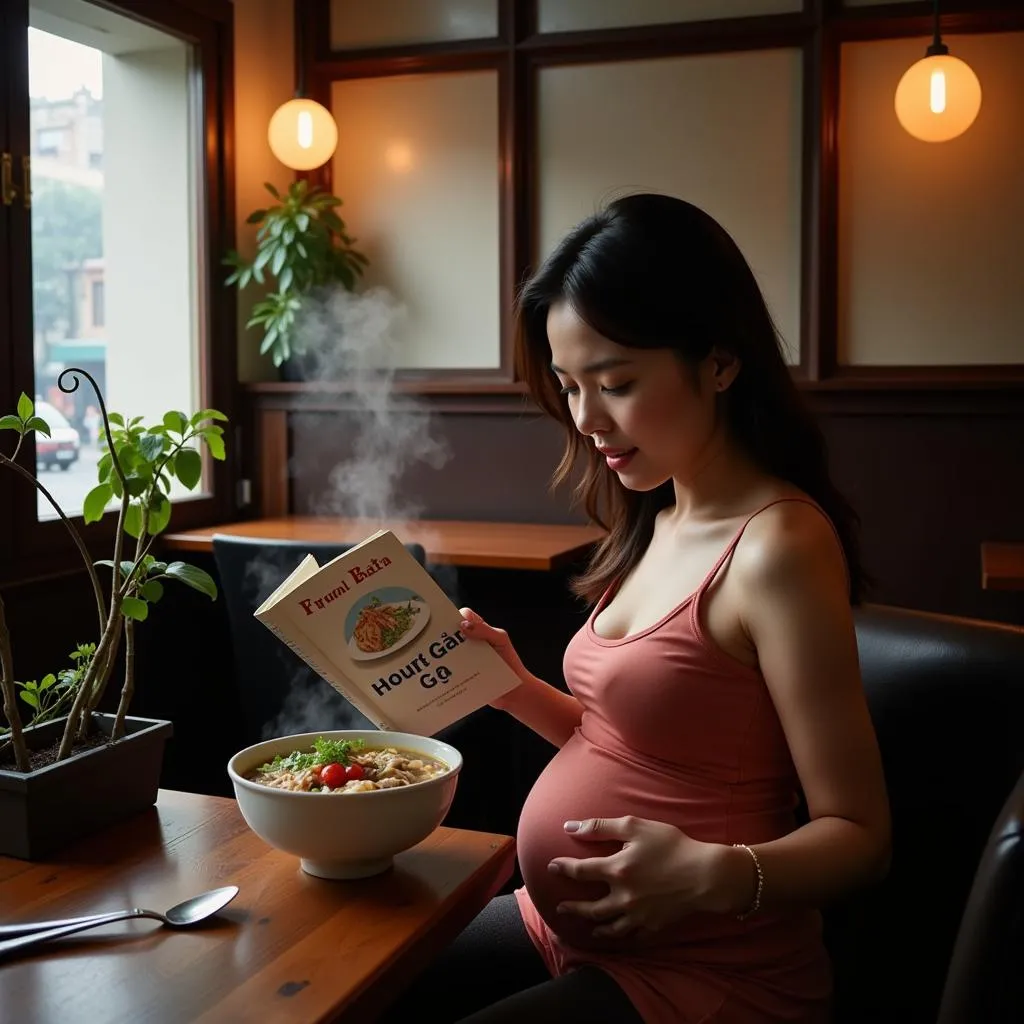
[824,604,1024,1024]
[211,532,503,832]
[937,765,1024,1024]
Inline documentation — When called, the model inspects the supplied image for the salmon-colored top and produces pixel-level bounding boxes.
[515,498,833,1023]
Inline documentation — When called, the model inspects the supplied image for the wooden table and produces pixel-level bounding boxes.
[981,542,1024,591]
[0,790,515,1023]
[162,516,605,571]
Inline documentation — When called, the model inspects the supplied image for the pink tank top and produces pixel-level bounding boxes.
[514,498,833,1023]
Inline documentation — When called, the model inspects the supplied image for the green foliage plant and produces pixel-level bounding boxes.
[224,179,369,367]
[0,368,226,771]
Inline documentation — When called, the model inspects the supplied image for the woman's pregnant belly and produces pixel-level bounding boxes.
[516,730,744,950]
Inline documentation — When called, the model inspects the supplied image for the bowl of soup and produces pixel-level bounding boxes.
[227,729,462,879]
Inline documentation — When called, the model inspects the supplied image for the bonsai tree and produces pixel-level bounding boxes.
[0,368,226,771]
[224,179,369,368]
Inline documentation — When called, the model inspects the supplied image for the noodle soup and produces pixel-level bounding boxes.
[247,736,449,794]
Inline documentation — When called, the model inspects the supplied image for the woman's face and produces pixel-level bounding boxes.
[546,301,730,491]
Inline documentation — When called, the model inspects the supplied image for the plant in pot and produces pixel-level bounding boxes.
[224,179,369,378]
[0,368,227,859]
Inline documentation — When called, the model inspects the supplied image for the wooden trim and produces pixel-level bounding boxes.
[813,16,841,381]
[824,365,1024,384]
[312,48,506,81]
[256,409,290,518]
[835,6,1024,41]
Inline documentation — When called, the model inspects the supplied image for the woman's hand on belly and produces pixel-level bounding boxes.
[548,816,736,939]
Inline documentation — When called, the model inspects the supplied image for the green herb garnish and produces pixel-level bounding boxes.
[258,736,365,774]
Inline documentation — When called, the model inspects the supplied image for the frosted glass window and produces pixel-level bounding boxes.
[330,0,497,50]
[538,0,799,34]
[838,33,1024,366]
[330,72,500,370]
[537,51,803,365]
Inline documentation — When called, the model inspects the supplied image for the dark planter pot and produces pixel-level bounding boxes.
[0,712,173,860]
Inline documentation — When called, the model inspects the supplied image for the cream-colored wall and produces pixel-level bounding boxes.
[838,32,1024,365]
[233,0,296,382]
[103,45,197,420]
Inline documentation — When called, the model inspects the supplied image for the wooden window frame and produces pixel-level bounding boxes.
[0,0,238,584]
[251,0,1024,407]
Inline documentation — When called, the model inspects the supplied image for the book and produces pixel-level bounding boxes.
[254,529,521,735]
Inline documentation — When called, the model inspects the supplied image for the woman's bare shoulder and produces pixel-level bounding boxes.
[731,497,847,595]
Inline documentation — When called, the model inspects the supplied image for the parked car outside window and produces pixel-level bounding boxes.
[34,400,81,472]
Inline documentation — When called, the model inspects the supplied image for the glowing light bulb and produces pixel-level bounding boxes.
[268,98,338,170]
[895,53,981,143]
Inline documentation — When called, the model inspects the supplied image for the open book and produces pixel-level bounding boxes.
[254,529,521,735]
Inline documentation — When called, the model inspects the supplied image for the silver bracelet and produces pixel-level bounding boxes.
[732,843,764,920]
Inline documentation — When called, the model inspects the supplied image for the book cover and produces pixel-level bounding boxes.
[254,529,521,735]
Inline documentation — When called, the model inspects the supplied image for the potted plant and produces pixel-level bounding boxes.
[224,179,369,376]
[0,368,227,859]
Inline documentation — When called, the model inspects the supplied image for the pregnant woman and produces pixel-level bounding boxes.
[382,194,891,1024]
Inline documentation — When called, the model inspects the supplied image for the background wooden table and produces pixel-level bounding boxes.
[0,790,515,1023]
[981,542,1024,591]
[162,516,605,571]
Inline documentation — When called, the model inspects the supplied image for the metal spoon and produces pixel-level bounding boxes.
[0,885,239,958]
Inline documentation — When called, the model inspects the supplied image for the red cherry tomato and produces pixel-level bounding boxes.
[319,763,345,789]
[343,763,365,781]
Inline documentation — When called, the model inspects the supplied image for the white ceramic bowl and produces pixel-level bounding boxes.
[227,729,462,879]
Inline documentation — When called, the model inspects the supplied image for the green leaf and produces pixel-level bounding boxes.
[141,579,164,603]
[164,562,218,600]
[17,393,33,420]
[83,483,113,523]
[175,447,202,489]
[124,504,143,539]
[162,411,187,435]
[125,475,149,497]
[190,408,228,425]
[270,244,287,277]
[108,412,125,427]
[259,325,280,354]
[246,208,267,224]
[146,495,172,536]
[264,181,281,198]
[121,597,149,621]
[205,432,226,461]
[253,246,273,272]
[148,560,168,576]
[19,691,39,710]
[38,673,57,691]
[139,433,165,462]
[24,415,50,437]
[0,414,22,432]
[278,265,294,292]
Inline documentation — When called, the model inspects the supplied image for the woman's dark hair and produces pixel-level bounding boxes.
[515,193,866,605]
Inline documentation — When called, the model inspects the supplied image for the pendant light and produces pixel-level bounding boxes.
[894,0,981,143]
[267,7,338,171]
